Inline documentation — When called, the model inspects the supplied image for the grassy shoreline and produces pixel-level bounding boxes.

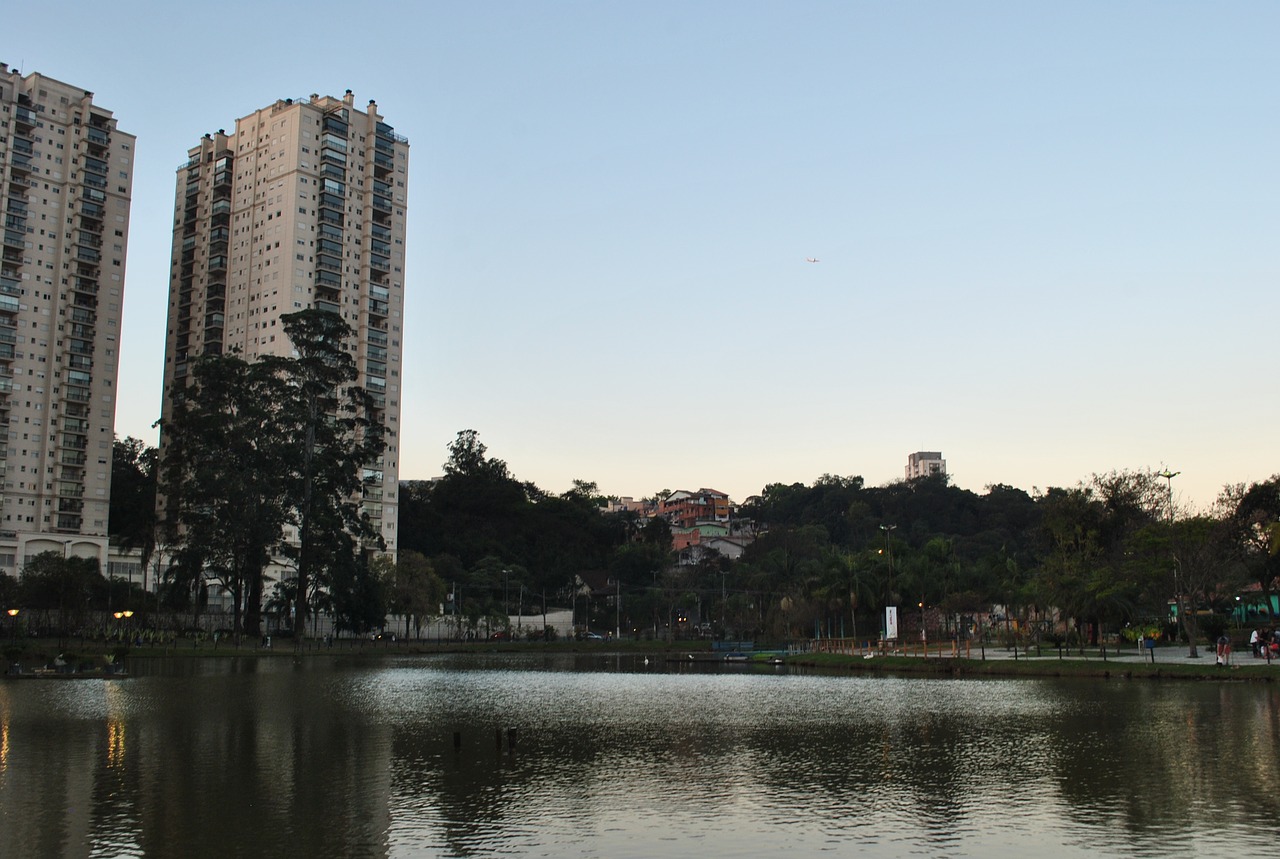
[6,637,1276,682]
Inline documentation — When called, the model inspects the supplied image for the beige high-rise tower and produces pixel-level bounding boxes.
[160,91,408,560]
[0,65,134,573]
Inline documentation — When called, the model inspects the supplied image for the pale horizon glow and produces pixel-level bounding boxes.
[7,2,1277,513]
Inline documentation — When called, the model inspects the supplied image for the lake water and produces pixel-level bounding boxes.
[1,652,1277,858]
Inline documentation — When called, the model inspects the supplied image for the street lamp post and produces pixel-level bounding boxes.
[502,569,510,633]
[1156,469,1197,657]
[880,524,896,641]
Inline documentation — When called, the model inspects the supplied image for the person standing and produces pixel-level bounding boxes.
[1216,633,1231,667]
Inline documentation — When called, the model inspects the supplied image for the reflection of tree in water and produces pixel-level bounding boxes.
[13,666,1280,857]
[1035,681,1280,843]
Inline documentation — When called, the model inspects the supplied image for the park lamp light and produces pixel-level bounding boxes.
[6,608,17,618]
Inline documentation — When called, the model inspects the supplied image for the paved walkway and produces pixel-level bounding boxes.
[808,639,1280,668]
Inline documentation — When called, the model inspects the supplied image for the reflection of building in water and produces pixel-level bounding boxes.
[0,700,97,853]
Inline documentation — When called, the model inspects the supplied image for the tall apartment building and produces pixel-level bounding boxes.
[906,451,945,480]
[160,91,408,559]
[0,65,133,573]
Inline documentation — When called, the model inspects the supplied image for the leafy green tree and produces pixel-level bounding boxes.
[387,551,446,638]
[1221,477,1280,621]
[272,309,386,642]
[19,551,103,635]
[109,436,158,574]
[159,353,291,637]
[328,552,388,636]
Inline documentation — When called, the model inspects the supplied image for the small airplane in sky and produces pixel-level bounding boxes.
[805,257,820,263]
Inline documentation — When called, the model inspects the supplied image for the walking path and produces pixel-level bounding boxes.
[803,638,1280,669]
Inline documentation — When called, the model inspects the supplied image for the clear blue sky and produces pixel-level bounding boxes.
[9,1,1277,512]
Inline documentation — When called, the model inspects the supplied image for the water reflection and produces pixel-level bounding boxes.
[0,655,1276,858]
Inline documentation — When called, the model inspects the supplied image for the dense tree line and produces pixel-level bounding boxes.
[92,420,1280,646]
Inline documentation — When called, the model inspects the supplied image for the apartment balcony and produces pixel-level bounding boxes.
[208,255,228,274]
[321,163,346,181]
[82,156,109,177]
[70,322,95,338]
[56,515,83,532]
[58,498,85,514]
[318,192,345,210]
[87,126,110,147]
[316,254,342,274]
[10,153,33,175]
[2,229,26,250]
[371,195,393,214]
[61,450,88,466]
[322,116,349,136]
[369,255,390,273]
[373,152,394,177]
[76,247,101,264]
[315,299,340,315]
[61,433,88,451]
[374,136,395,155]
[83,172,108,191]
[368,299,388,317]
[71,307,96,325]
[319,211,345,228]
[1,274,20,296]
[80,201,106,220]
[316,270,342,288]
[211,199,231,217]
[14,106,38,128]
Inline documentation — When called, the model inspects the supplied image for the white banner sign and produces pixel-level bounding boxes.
[885,606,899,641]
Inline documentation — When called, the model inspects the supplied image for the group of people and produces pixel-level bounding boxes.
[1248,627,1280,658]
